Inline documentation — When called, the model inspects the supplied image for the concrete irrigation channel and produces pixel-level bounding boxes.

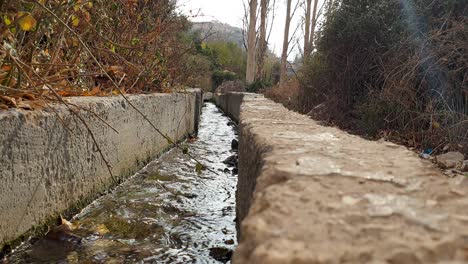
[4,100,239,263]
[1,90,467,263]
[1,91,203,249]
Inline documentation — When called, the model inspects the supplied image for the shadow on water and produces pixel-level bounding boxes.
[6,102,238,264]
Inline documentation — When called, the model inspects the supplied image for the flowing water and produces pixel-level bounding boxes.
[6,102,238,263]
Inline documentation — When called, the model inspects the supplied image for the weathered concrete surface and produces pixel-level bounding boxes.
[214,92,245,122]
[203,92,214,102]
[0,90,201,246]
[215,93,468,263]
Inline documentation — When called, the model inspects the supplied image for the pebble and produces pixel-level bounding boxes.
[231,139,239,150]
[224,239,235,245]
[436,152,465,169]
[209,247,232,263]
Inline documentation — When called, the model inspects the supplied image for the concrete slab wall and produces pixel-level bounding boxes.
[203,92,214,102]
[214,92,244,122]
[0,90,201,246]
[215,93,468,263]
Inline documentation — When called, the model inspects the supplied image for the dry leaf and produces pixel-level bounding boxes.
[95,224,110,235]
[83,11,91,22]
[107,66,124,73]
[60,215,80,231]
[57,87,81,97]
[71,15,80,27]
[0,95,17,107]
[45,217,82,244]
[21,93,36,100]
[0,103,9,110]
[0,71,9,81]
[17,101,33,110]
[17,13,37,31]
[28,100,46,110]
[3,15,12,26]
[1,65,12,72]
[89,86,101,96]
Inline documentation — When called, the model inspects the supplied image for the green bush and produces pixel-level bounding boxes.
[247,80,272,93]
[212,70,238,91]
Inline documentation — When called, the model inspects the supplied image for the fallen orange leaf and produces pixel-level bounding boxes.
[0,95,17,107]
[57,90,73,97]
[17,13,37,31]
[90,86,101,96]
[1,65,12,71]
[17,101,33,110]
[28,100,46,110]
[21,93,36,100]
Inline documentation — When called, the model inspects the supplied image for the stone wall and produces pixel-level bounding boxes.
[0,90,201,246]
[214,92,245,122]
[215,93,468,264]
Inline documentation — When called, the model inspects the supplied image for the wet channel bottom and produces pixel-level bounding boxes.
[7,102,238,264]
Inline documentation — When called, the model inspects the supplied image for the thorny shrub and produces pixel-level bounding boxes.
[299,0,467,154]
[0,0,195,110]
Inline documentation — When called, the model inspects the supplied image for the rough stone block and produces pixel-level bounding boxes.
[215,93,468,264]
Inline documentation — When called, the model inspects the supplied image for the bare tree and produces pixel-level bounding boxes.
[256,0,269,80]
[246,0,258,84]
[304,0,312,56]
[308,0,319,54]
[266,0,278,45]
[242,0,249,50]
[280,0,293,85]
[303,0,319,56]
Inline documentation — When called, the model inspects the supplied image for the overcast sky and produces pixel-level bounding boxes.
[178,0,325,59]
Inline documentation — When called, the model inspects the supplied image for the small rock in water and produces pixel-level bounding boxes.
[183,193,198,199]
[223,155,238,167]
[231,139,239,150]
[227,121,236,127]
[45,226,82,244]
[232,168,238,175]
[0,245,11,260]
[44,216,82,244]
[436,152,465,169]
[224,239,235,245]
[209,247,232,263]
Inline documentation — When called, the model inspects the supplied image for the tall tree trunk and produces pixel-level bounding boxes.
[304,0,312,56]
[246,0,258,85]
[256,0,268,81]
[280,0,292,86]
[307,0,319,54]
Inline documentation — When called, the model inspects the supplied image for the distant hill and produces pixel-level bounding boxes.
[192,21,245,49]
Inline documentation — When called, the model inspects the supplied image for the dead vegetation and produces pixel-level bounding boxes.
[263,79,300,111]
[0,0,195,110]
[296,0,467,154]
